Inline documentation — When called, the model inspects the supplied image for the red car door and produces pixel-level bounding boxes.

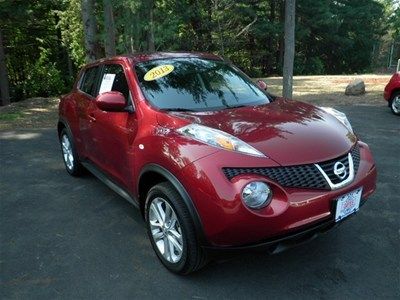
[87,62,138,189]
[75,66,101,160]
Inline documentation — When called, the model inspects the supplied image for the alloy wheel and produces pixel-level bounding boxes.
[149,197,184,263]
[61,134,74,170]
[392,95,400,114]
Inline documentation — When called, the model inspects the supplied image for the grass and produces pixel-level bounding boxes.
[0,97,60,130]
[0,112,24,121]
[0,74,391,130]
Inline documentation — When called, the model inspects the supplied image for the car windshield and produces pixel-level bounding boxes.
[135,58,270,111]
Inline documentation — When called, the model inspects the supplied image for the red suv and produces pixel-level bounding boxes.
[384,61,400,115]
[58,52,377,274]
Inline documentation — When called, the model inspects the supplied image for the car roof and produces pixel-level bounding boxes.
[85,52,223,67]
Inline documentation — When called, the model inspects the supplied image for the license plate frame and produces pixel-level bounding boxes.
[334,187,362,222]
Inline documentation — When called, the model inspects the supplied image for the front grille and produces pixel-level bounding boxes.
[222,144,361,190]
[317,145,360,184]
[352,144,360,171]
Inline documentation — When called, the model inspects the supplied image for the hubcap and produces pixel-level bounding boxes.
[149,198,183,263]
[61,134,74,170]
[392,96,400,114]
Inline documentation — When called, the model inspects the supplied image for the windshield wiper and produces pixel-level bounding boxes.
[223,104,247,109]
[162,108,198,112]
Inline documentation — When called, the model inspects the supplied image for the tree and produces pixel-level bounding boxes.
[0,29,10,106]
[147,0,155,51]
[283,0,296,99]
[81,0,99,62]
[103,0,116,57]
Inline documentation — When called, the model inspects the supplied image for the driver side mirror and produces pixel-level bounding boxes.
[257,80,268,91]
[95,91,127,112]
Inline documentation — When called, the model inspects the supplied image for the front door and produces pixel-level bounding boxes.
[88,63,138,189]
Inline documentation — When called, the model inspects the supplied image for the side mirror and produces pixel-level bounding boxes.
[257,79,268,90]
[95,91,126,112]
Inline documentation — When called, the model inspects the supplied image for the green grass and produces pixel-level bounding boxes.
[0,112,25,121]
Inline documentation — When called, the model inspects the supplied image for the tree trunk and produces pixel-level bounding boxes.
[283,0,296,99]
[147,0,155,52]
[214,0,225,56]
[0,29,10,106]
[103,0,116,57]
[81,0,98,62]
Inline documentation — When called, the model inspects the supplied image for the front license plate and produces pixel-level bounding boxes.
[335,188,362,222]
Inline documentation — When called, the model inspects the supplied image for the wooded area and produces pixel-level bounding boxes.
[0,0,399,105]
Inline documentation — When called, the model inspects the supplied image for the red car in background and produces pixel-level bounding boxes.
[384,59,400,115]
[58,52,377,274]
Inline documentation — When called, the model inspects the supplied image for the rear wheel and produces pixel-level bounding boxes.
[59,128,84,176]
[390,92,400,115]
[145,182,207,274]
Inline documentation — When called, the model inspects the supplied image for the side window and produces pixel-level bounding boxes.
[79,66,99,97]
[98,64,130,100]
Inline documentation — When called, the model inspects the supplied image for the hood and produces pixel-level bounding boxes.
[158,99,357,166]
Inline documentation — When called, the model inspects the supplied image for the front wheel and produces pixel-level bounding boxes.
[390,92,400,115]
[145,182,207,274]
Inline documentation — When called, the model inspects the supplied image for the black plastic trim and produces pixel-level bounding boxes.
[82,160,139,208]
[138,164,208,246]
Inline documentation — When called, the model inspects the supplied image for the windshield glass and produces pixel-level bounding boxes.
[135,58,270,111]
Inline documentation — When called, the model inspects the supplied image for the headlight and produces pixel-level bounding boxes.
[319,107,353,133]
[177,124,265,157]
[241,181,272,209]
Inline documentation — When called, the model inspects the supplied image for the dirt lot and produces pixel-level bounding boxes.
[0,74,392,130]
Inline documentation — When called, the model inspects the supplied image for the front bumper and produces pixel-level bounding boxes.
[204,198,367,253]
[178,141,377,247]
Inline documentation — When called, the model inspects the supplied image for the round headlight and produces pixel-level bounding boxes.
[241,181,272,209]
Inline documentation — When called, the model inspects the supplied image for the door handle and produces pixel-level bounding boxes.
[88,114,96,122]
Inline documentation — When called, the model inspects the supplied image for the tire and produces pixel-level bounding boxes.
[145,182,207,274]
[390,91,400,116]
[59,128,84,176]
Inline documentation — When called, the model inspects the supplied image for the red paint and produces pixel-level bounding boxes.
[59,53,377,247]
[95,91,126,112]
[384,72,400,102]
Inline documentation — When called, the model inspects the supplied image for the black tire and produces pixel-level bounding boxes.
[145,182,207,274]
[389,91,400,116]
[59,128,84,176]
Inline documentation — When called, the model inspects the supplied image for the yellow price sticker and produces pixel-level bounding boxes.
[144,64,174,81]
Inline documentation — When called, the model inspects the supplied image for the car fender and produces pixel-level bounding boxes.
[138,163,207,246]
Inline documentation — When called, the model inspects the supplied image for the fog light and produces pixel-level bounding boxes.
[241,181,272,209]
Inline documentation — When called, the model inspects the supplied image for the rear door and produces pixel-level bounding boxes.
[75,66,101,159]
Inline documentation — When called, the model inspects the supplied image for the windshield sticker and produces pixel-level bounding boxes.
[144,65,174,81]
[99,73,116,94]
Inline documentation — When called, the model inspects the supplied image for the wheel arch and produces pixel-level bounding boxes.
[57,117,72,137]
[138,164,207,246]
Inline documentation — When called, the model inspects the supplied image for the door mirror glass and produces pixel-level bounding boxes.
[96,91,126,112]
[257,79,268,90]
